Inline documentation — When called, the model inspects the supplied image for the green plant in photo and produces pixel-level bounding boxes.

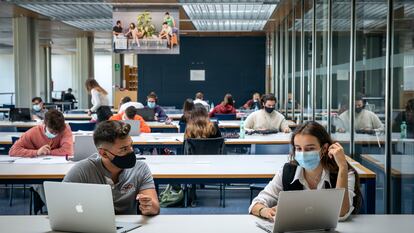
[137,11,156,38]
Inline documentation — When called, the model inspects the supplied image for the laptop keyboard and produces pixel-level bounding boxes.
[255,221,273,233]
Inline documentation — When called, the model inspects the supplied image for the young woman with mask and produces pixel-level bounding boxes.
[249,121,362,221]
[145,92,168,122]
[244,93,291,133]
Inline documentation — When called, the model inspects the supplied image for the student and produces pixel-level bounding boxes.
[10,109,73,157]
[85,79,112,122]
[146,92,168,122]
[249,121,361,221]
[31,97,47,120]
[186,104,221,139]
[164,12,176,28]
[159,22,173,49]
[393,98,414,138]
[125,23,142,47]
[118,96,144,114]
[286,92,299,109]
[63,121,160,215]
[209,93,236,118]
[63,88,77,110]
[180,98,194,125]
[244,94,291,133]
[243,92,261,110]
[337,93,383,133]
[109,106,151,133]
[193,92,209,111]
[112,20,123,36]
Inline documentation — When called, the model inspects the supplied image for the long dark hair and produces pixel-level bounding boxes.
[182,98,194,121]
[289,121,362,214]
[222,93,234,107]
[185,104,217,138]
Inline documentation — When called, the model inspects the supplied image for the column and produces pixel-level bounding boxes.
[73,36,94,109]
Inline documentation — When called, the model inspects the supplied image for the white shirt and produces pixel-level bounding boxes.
[248,165,355,221]
[90,89,109,112]
[193,98,210,111]
[244,109,291,132]
[119,102,144,113]
[337,109,384,132]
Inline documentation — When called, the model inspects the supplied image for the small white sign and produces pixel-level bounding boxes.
[190,70,205,81]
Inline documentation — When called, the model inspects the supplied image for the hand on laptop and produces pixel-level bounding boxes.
[261,207,277,222]
[37,144,51,156]
[136,194,154,215]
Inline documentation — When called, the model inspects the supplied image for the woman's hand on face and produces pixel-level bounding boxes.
[328,142,348,170]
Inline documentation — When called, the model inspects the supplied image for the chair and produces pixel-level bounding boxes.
[214,113,237,121]
[0,126,17,132]
[69,122,96,131]
[179,122,186,133]
[183,137,226,207]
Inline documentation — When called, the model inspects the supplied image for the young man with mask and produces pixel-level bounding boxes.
[145,92,168,122]
[10,109,73,157]
[243,92,261,110]
[31,97,48,120]
[337,93,383,133]
[110,106,151,133]
[244,94,291,133]
[63,121,160,215]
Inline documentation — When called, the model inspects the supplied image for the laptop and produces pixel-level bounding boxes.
[44,182,141,233]
[73,135,98,161]
[121,120,141,136]
[9,108,32,122]
[136,108,155,121]
[256,189,345,233]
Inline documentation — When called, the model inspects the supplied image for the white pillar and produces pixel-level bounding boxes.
[74,36,94,109]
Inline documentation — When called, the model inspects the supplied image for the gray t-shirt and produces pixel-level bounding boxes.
[63,154,155,215]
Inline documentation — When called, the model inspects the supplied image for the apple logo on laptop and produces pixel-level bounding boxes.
[305,206,314,215]
[75,204,84,213]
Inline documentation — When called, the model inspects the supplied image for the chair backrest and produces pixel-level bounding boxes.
[0,126,17,132]
[2,104,15,109]
[214,113,236,121]
[179,122,186,133]
[68,122,96,132]
[183,137,225,155]
[11,136,20,144]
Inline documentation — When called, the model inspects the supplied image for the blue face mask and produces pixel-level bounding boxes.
[33,104,41,112]
[147,102,156,108]
[295,150,321,171]
[45,127,57,139]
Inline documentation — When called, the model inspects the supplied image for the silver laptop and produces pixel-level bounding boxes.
[121,120,141,136]
[73,135,98,161]
[44,182,141,233]
[256,189,345,233]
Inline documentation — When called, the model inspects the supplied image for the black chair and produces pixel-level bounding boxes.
[214,113,237,121]
[179,122,186,133]
[183,137,226,207]
[69,122,96,131]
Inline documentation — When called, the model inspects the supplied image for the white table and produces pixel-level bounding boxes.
[0,215,413,233]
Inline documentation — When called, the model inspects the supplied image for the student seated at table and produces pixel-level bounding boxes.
[249,121,361,222]
[393,98,414,138]
[146,92,168,122]
[118,96,144,114]
[209,93,236,118]
[186,103,222,139]
[337,93,383,133]
[193,92,209,111]
[179,98,194,125]
[244,93,291,133]
[10,109,73,157]
[109,106,151,133]
[243,92,261,110]
[31,97,48,121]
[63,121,160,215]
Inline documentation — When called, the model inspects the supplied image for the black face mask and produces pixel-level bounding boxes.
[108,150,136,169]
[355,106,364,113]
[264,107,274,114]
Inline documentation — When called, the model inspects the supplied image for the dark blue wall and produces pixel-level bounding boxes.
[138,36,266,108]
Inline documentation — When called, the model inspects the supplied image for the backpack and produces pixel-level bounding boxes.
[159,185,184,207]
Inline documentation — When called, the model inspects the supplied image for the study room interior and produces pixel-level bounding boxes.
[0,0,414,233]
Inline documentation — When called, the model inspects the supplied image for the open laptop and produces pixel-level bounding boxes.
[73,135,98,161]
[121,120,141,136]
[9,108,32,122]
[44,182,141,233]
[256,189,345,233]
[136,108,155,121]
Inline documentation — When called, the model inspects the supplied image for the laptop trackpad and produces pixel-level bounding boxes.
[116,222,142,233]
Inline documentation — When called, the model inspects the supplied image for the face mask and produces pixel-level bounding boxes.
[147,102,156,108]
[264,107,274,114]
[33,104,41,112]
[355,106,363,113]
[253,100,258,103]
[109,151,136,169]
[295,150,321,171]
[45,127,57,139]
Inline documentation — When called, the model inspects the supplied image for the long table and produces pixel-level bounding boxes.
[0,154,376,213]
[0,215,413,233]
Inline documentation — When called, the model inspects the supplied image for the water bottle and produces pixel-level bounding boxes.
[210,102,214,111]
[239,117,245,139]
[401,121,407,139]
